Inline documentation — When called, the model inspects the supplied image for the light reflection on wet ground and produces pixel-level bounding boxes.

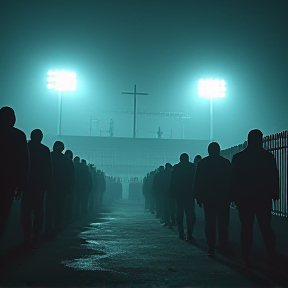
[59,201,281,287]
[61,208,164,274]
[1,201,284,287]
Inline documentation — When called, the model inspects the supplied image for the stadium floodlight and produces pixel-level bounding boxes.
[198,78,226,140]
[47,70,77,136]
[47,70,77,91]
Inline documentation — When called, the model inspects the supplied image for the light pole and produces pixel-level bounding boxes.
[198,78,226,140]
[47,70,77,136]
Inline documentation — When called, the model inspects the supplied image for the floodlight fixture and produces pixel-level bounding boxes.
[47,69,77,136]
[47,70,77,91]
[198,78,226,99]
[198,78,226,140]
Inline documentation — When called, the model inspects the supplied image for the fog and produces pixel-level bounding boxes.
[1,0,287,149]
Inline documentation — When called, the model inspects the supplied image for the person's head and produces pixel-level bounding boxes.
[180,153,189,162]
[30,129,43,143]
[81,159,87,165]
[208,142,220,156]
[247,129,263,148]
[65,149,73,160]
[158,165,164,172]
[193,155,202,164]
[74,156,80,163]
[53,141,64,152]
[165,162,172,169]
[0,106,16,128]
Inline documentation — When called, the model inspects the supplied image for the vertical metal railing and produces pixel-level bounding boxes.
[221,130,288,217]
[263,131,288,217]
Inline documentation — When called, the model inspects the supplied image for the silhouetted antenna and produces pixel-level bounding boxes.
[157,127,163,139]
[109,119,114,137]
[121,84,148,138]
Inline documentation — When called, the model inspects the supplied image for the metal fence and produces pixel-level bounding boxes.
[221,130,288,217]
[263,131,288,217]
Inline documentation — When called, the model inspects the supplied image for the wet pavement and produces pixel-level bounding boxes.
[0,200,287,287]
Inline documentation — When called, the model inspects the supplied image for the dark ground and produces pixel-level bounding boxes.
[0,200,288,287]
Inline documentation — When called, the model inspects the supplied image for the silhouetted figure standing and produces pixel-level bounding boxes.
[0,107,29,242]
[169,153,197,242]
[96,170,106,210]
[147,171,156,214]
[153,166,165,221]
[21,129,52,249]
[231,129,279,267]
[193,155,202,165]
[194,142,231,257]
[45,141,69,236]
[88,164,98,213]
[79,159,93,215]
[162,163,173,227]
[72,156,82,220]
[63,149,75,225]
[142,174,150,210]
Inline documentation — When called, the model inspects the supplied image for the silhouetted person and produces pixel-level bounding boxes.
[169,153,197,242]
[0,107,29,243]
[193,155,202,165]
[142,174,150,210]
[21,129,52,249]
[152,166,165,220]
[63,149,75,225]
[147,171,156,214]
[96,170,106,210]
[79,159,93,215]
[231,129,279,267]
[88,164,98,212]
[194,142,231,257]
[45,141,70,237]
[72,156,82,219]
[162,163,174,228]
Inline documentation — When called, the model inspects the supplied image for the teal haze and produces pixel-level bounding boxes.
[1,0,287,148]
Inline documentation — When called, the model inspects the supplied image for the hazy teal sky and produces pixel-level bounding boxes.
[1,0,287,149]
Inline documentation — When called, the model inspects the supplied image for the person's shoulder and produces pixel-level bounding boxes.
[220,156,230,164]
[39,143,50,152]
[173,162,180,169]
[232,149,245,159]
[13,127,27,139]
[261,148,275,160]
[199,156,209,164]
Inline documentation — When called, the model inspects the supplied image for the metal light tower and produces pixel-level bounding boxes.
[47,70,77,136]
[198,78,226,140]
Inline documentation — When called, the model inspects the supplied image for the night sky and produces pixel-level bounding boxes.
[1,0,287,148]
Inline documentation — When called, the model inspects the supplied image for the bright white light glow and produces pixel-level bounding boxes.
[198,78,226,99]
[47,70,77,91]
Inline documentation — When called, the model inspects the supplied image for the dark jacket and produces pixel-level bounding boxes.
[169,161,196,199]
[0,126,29,190]
[194,155,231,204]
[230,146,279,204]
[152,170,165,196]
[49,151,70,192]
[25,140,52,190]
[66,158,75,194]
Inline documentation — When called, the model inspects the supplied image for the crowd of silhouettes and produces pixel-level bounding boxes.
[143,130,280,268]
[0,106,123,251]
[0,106,280,269]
